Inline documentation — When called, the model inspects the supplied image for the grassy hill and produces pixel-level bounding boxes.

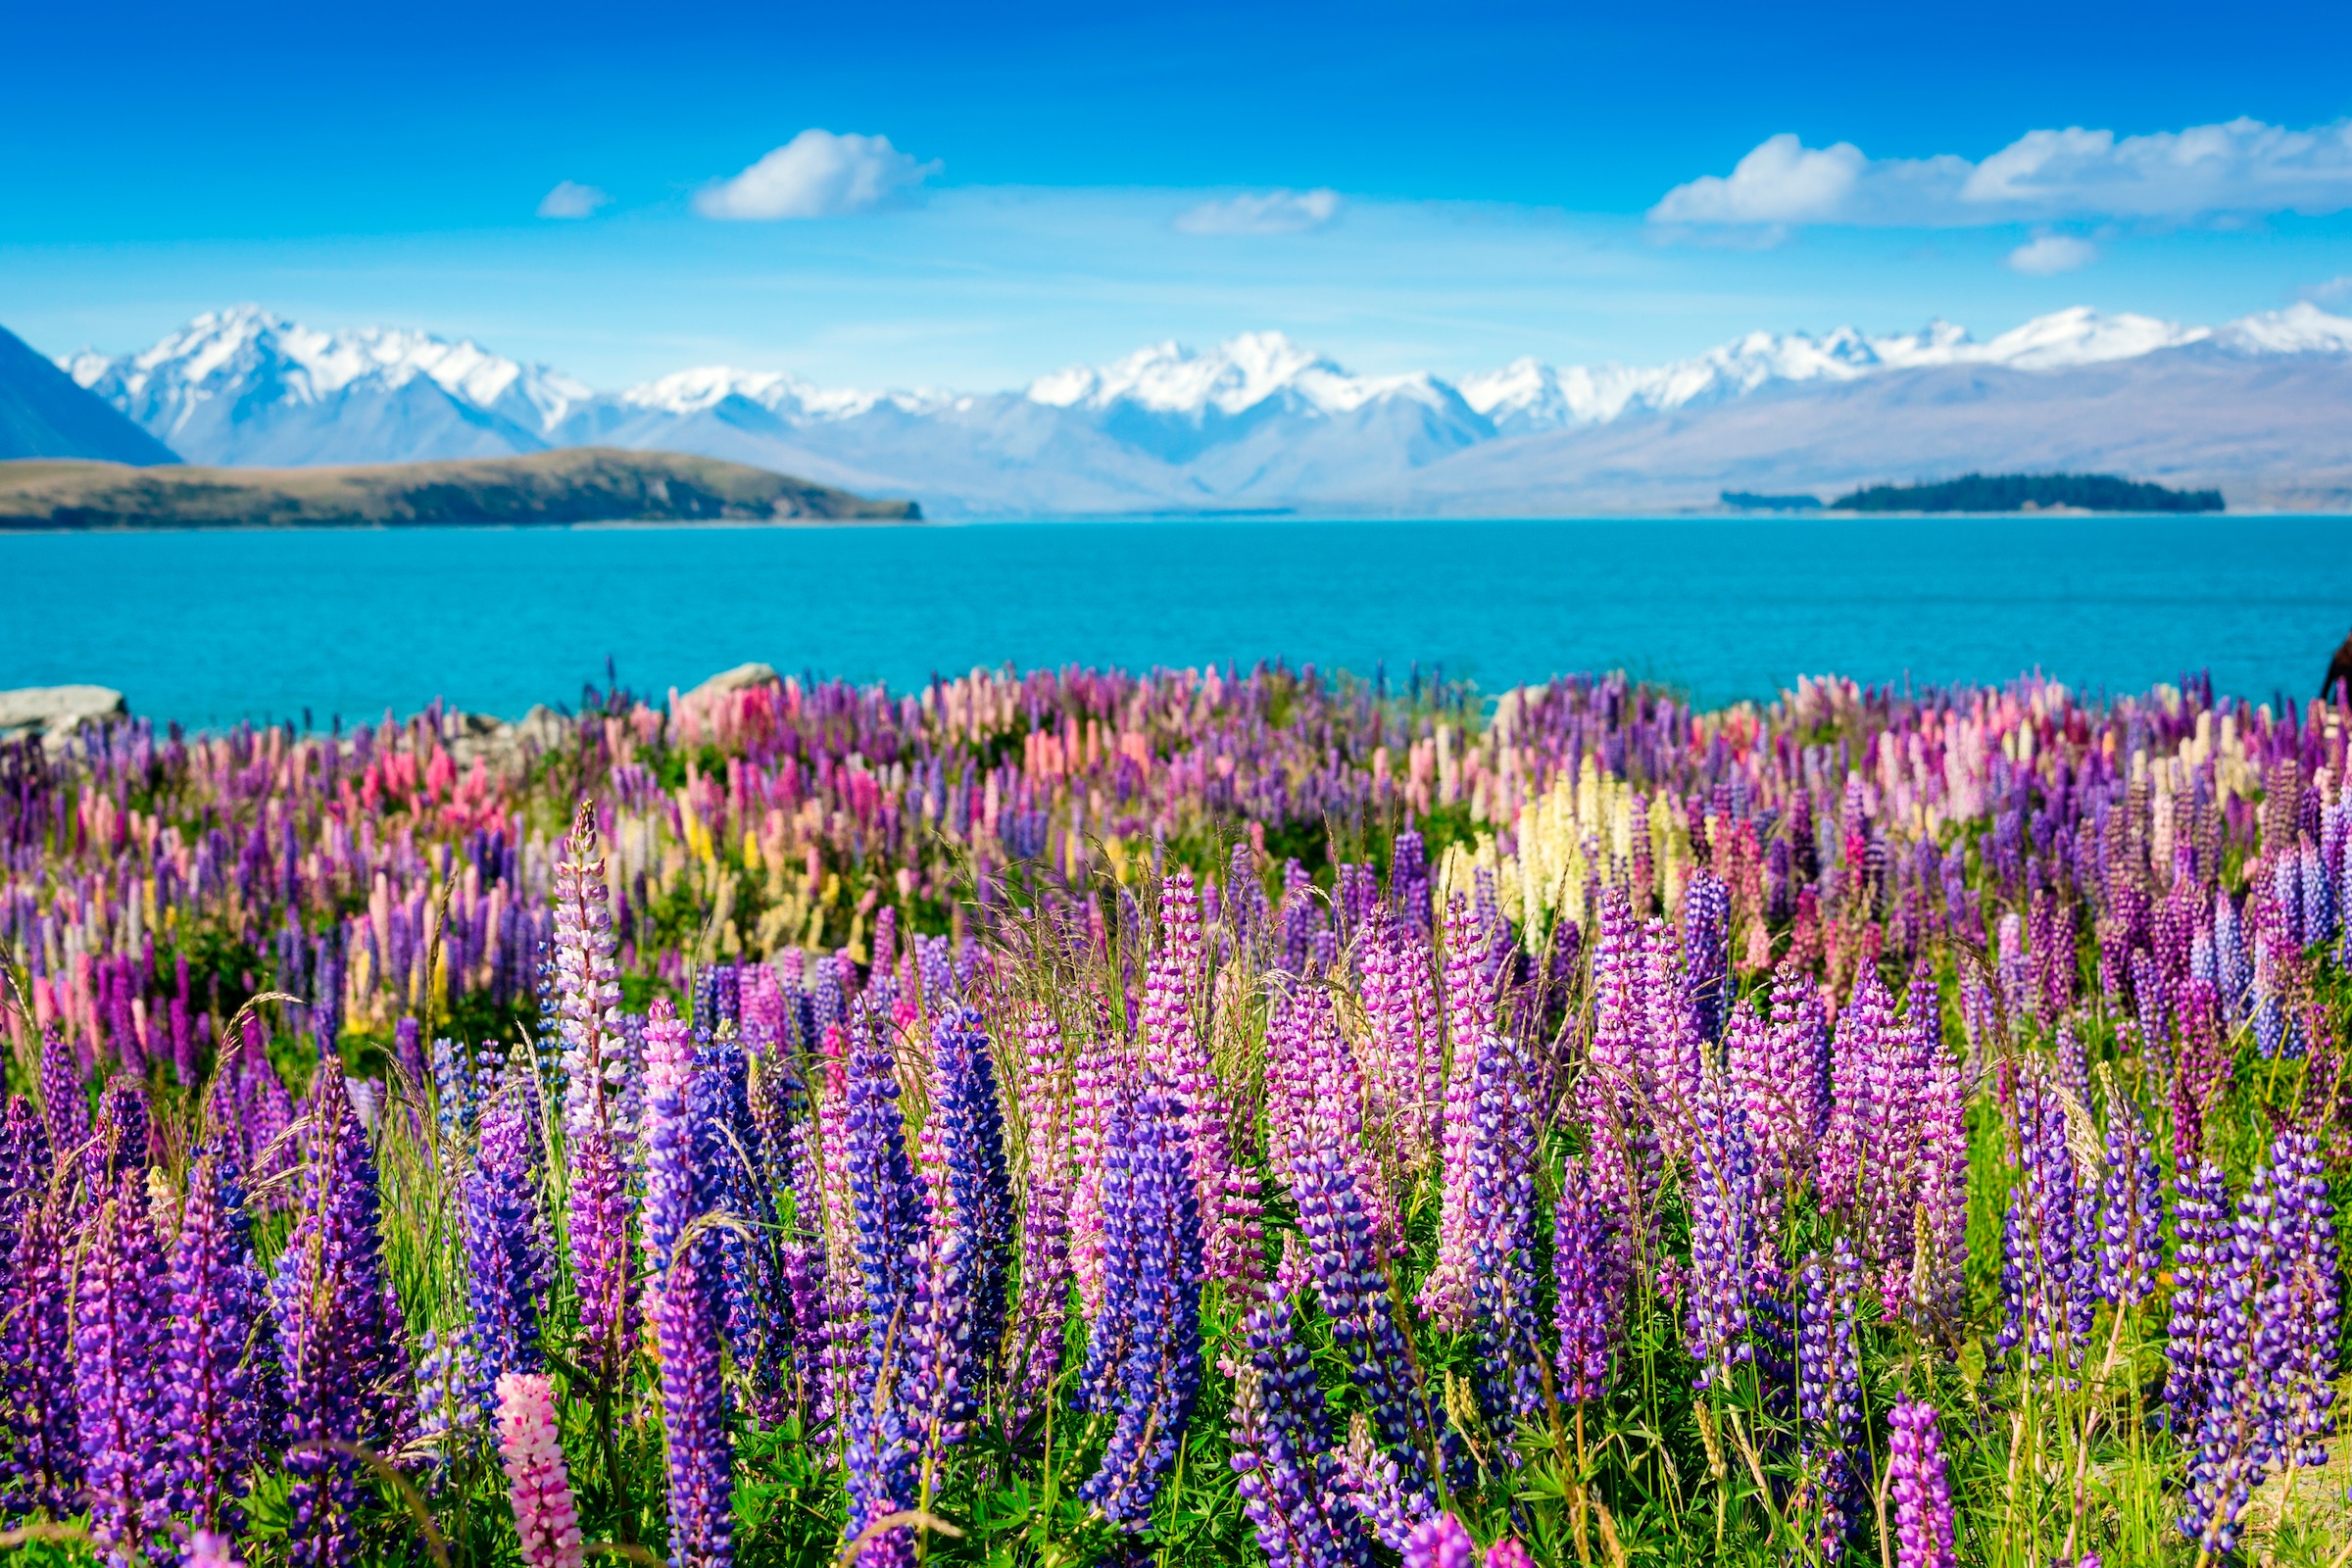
[0,447,921,528]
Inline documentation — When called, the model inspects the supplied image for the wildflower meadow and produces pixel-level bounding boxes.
[0,661,2346,1568]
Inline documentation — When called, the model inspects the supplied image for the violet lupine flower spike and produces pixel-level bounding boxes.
[1147,867,1256,1287]
[1004,1004,1074,1439]
[1552,1159,1615,1406]
[0,1103,79,1519]
[553,802,636,1385]
[1227,1288,1371,1568]
[496,1371,585,1568]
[908,1004,1013,1456]
[658,1234,733,1568]
[2163,1161,2230,1436]
[167,1152,274,1536]
[273,1054,412,1568]
[1400,1513,1477,1568]
[1685,1063,1757,1392]
[1887,1396,1958,1568]
[1077,1087,1205,1530]
[842,999,926,1568]
[2094,1080,2162,1309]
[1793,1236,1863,1559]
[75,1172,171,1567]
[463,1063,550,1394]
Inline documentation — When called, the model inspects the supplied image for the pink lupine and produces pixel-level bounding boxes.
[495,1372,583,1568]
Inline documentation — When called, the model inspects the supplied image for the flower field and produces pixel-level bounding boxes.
[0,660,2346,1568]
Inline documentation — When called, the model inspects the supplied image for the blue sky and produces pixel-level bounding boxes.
[7,0,2351,388]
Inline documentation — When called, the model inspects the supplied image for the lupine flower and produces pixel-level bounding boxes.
[1076,1087,1204,1530]
[658,1236,732,1568]
[1997,1064,2091,1378]
[463,1061,549,1392]
[843,998,925,1568]
[1004,1004,1071,1442]
[1292,1137,1437,1472]
[1576,889,1657,1291]
[37,1026,89,1180]
[1400,1512,1477,1568]
[75,1172,170,1566]
[0,1168,79,1517]
[908,1004,1013,1452]
[1227,1288,1369,1568]
[1148,868,1256,1285]
[273,1054,412,1568]
[1358,904,1443,1175]
[1686,1064,1756,1391]
[1552,1160,1615,1405]
[495,1372,584,1568]
[2095,1086,2162,1308]
[1681,868,1731,1047]
[1821,970,1894,1216]
[87,1074,152,1195]
[168,1152,274,1535]
[641,999,704,1282]
[183,1531,246,1568]
[1793,1237,1863,1558]
[1888,1396,1958,1568]
[2163,1161,2230,1434]
[553,804,636,1384]
[413,1326,487,1474]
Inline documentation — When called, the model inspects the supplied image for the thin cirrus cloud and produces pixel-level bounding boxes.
[1649,116,2352,227]
[693,129,943,220]
[536,180,612,220]
[1173,187,1343,235]
[2007,234,2097,275]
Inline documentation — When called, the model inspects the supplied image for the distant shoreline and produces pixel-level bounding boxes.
[0,447,921,530]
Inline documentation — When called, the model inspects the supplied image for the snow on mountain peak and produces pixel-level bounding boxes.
[1028,330,1451,418]
[2214,300,2352,355]
[1972,306,2208,369]
[617,366,950,422]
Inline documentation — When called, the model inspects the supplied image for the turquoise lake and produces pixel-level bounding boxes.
[4,514,2349,728]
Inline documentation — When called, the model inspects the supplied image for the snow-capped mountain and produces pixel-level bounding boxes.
[63,306,595,466]
[54,301,2352,513]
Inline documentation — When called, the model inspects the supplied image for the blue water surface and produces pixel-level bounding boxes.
[4,514,2349,728]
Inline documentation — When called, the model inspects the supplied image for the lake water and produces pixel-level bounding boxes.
[4,514,2349,727]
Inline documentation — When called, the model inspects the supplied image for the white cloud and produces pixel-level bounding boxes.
[1173,187,1343,235]
[2305,274,2352,305]
[693,130,942,220]
[536,180,612,220]
[2007,234,2097,275]
[1652,116,2352,227]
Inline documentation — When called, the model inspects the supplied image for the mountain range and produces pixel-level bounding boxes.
[48,301,2352,515]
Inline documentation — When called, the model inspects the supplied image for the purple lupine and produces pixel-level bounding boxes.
[1358,904,1443,1176]
[842,998,926,1568]
[2095,1088,2162,1308]
[168,1152,274,1535]
[36,1025,89,1180]
[1552,1159,1614,1405]
[1887,1396,1958,1568]
[1227,1288,1370,1568]
[1997,1063,2091,1378]
[1821,970,1894,1217]
[1575,888,1656,1292]
[2249,1131,2337,1472]
[1911,1046,1970,1323]
[1681,868,1731,1047]
[640,999,703,1281]
[1462,1019,1545,1435]
[1399,1512,1477,1568]
[76,1172,170,1566]
[908,1004,1013,1453]
[463,1060,549,1391]
[1423,894,1493,1329]
[1291,1136,1442,1478]
[87,1074,152,1195]
[1793,1237,1863,1559]
[1685,1063,1756,1391]
[0,1117,79,1517]
[1638,916,1702,1156]
[1076,1086,1203,1530]
[2163,1160,2231,1434]
[1149,868,1258,1287]
[1005,1003,1073,1439]
[273,1054,411,1568]
[553,804,636,1385]
[658,1236,732,1568]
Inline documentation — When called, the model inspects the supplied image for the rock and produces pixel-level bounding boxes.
[0,684,127,747]
[2328,630,2352,699]
[690,662,781,701]
[443,704,579,770]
